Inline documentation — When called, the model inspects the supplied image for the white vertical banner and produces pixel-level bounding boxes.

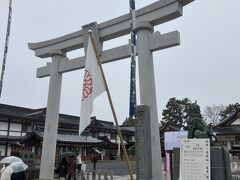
[79,36,105,135]
[179,139,210,180]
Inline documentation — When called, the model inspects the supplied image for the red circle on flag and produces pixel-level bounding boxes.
[82,70,93,101]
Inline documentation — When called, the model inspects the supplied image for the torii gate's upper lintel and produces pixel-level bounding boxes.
[36,30,180,78]
[28,0,194,58]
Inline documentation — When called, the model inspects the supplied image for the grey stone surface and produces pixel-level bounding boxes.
[136,105,152,180]
[36,30,180,78]
[39,50,65,180]
[28,0,190,58]
[82,22,102,55]
[211,146,232,180]
[136,21,163,180]
[172,148,180,180]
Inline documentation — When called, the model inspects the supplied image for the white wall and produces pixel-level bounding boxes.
[0,122,8,136]
[10,123,21,131]
[0,145,6,156]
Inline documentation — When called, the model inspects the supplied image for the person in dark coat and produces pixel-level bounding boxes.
[92,153,98,170]
[11,171,26,180]
[57,157,69,180]
[67,156,76,180]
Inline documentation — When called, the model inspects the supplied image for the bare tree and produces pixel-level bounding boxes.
[203,104,225,125]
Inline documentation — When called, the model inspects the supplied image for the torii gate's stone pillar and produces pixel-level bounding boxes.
[39,50,65,180]
[136,21,163,180]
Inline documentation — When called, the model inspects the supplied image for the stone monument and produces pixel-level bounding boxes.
[172,104,232,180]
[135,105,152,180]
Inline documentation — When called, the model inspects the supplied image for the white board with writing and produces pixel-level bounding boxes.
[164,131,188,151]
[179,139,210,180]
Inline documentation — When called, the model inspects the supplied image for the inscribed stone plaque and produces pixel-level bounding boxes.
[136,105,152,180]
[179,139,210,180]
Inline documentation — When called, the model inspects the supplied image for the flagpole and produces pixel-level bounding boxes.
[88,31,134,180]
[0,0,12,98]
[129,0,137,118]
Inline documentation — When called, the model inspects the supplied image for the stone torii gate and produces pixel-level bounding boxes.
[28,0,194,179]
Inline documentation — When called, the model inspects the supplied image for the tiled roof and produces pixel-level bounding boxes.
[212,126,240,135]
[57,134,102,143]
[121,126,135,131]
[159,122,181,132]
[213,109,240,128]
[58,113,79,125]
[120,126,135,132]
[212,109,240,135]
[91,118,135,133]
[91,118,115,129]
[0,103,134,134]
[21,131,102,144]
[0,104,40,119]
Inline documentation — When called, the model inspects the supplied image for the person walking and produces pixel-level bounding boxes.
[92,154,98,170]
[57,158,69,180]
[76,153,82,173]
[0,164,13,180]
[10,171,26,180]
[0,165,5,177]
[67,156,76,180]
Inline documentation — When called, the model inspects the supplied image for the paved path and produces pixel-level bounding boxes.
[84,160,136,176]
[76,160,170,180]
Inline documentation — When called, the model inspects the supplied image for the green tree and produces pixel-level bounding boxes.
[162,98,202,127]
[219,103,240,120]
[162,97,184,126]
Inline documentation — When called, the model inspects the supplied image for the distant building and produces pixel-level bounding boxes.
[212,109,240,165]
[0,104,135,161]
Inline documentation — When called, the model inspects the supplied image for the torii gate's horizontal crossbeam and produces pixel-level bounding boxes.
[28,0,193,58]
[36,31,180,78]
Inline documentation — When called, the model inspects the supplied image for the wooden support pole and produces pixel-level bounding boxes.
[89,31,134,180]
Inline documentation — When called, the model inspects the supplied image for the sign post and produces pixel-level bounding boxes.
[179,139,210,180]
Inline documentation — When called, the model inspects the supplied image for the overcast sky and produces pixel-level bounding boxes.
[0,0,240,124]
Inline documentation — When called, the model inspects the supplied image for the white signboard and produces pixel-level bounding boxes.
[164,131,188,151]
[179,139,210,180]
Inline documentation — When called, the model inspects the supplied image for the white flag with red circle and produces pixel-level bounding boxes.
[79,36,105,135]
